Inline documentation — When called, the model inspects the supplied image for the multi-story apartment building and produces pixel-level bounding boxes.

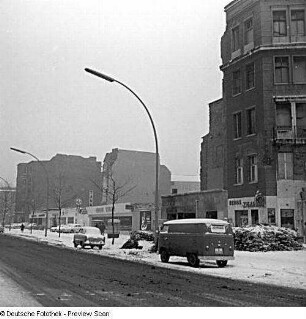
[102,148,171,205]
[201,0,306,232]
[15,154,102,222]
[0,187,16,224]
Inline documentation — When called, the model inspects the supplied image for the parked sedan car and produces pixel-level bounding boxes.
[67,224,82,233]
[60,225,73,233]
[73,226,105,249]
[50,225,59,232]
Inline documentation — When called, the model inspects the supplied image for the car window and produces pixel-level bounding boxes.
[160,225,169,233]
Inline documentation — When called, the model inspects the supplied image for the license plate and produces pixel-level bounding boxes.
[215,248,223,255]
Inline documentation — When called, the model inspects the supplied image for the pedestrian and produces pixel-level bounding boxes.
[20,223,25,232]
[100,222,106,234]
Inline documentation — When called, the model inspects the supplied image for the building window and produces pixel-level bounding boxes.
[172,188,178,194]
[296,103,306,137]
[244,18,254,45]
[273,10,287,37]
[232,26,240,52]
[274,57,289,83]
[246,62,255,90]
[278,153,293,180]
[206,211,217,219]
[233,112,242,139]
[235,158,243,185]
[291,10,305,36]
[248,154,258,183]
[246,107,256,135]
[280,209,294,229]
[233,69,242,95]
[67,217,74,224]
[293,56,306,83]
[276,102,291,128]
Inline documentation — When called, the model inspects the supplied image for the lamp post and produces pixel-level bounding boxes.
[84,68,160,235]
[10,147,49,237]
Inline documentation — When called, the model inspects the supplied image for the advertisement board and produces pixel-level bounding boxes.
[140,211,151,231]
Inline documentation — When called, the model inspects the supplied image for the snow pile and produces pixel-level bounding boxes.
[130,230,155,242]
[233,225,303,252]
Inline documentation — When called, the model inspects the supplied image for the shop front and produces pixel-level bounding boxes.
[86,203,152,233]
[228,194,302,232]
[228,196,267,227]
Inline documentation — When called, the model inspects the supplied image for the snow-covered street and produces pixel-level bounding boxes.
[3,228,306,290]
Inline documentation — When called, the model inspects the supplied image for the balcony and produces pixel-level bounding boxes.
[274,126,306,145]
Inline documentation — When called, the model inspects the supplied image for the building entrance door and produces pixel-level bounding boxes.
[251,210,259,225]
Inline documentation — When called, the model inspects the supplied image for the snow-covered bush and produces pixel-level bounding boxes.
[233,225,303,252]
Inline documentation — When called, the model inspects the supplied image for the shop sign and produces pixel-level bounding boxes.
[229,199,242,206]
[229,199,263,208]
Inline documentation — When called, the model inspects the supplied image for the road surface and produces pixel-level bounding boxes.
[0,234,305,307]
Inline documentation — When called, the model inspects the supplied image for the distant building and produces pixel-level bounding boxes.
[15,154,102,221]
[0,187,16,224]
[101,148,171,206]
[171,181,200,195]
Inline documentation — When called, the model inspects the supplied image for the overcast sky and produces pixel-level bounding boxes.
[0,0,229,186]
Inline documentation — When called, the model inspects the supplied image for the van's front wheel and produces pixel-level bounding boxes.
[160,250,170,263]
[187,253,200,267]
[216,260,228,268]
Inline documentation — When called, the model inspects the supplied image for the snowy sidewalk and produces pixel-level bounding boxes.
[3,228,306,290]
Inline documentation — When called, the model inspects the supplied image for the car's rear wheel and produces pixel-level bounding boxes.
[80,242,85,249]
[216,260,227,268]
[73,242,78,248]
[98,245,103,250]
[160,249,170,263]
[187,253,200,267]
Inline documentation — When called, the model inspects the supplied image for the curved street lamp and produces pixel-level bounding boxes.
[10,147,49,237]
[84,68,160,235]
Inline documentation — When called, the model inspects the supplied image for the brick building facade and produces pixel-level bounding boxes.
[201,0,306,233]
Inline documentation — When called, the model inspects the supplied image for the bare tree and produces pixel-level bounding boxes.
[92,170,136,244]
[51,171,77,237]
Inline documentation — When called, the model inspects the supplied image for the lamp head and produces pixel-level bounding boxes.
[84,68,115,82]
[10,147,27,154]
